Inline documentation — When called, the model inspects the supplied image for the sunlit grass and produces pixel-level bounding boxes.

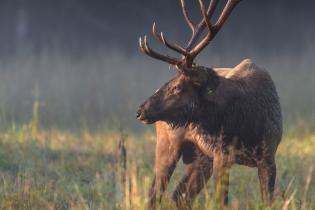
[0,122,314,210]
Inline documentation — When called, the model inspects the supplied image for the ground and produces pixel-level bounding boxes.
[0,123,314,210]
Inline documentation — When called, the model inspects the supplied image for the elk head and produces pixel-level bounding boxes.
[136,0,242,126]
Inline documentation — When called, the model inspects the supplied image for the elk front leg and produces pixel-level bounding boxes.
[258,160,276,206]
[213,154,230,209]
[172,153,213,210]
[148,138,181,210]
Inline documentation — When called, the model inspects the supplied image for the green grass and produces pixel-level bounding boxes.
[0,124,314,210]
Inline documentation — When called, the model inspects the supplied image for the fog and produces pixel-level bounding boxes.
[0,0,314,131]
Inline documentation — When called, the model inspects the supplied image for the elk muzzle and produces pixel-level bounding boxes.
[136,103,156,124]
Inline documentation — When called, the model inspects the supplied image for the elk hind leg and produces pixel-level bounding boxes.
[258,160,276,206]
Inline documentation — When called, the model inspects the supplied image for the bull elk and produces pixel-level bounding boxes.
[136,0,282,209]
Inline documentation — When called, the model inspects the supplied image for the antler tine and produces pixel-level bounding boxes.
[180,0,195,32]
[189,0,241,58]
[185,0,219,52]
[139,36,180,65]
[200,0,213,32]
[206,0,219,23]
[189,0,214,57]
[152,22,188,56]
[213,0,242,32]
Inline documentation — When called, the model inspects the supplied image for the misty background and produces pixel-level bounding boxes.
[0,0,314,131]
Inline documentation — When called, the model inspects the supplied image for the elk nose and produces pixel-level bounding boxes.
[136,109,142,118]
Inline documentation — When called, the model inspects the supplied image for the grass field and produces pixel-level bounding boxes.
[0,118,314,210]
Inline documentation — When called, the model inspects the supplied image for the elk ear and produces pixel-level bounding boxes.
[183,67,217,88]
[179,67,206,86]
[189,71,208,87]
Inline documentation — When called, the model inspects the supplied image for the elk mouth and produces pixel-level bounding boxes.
[136,110,156,124]
[139,118,155,125]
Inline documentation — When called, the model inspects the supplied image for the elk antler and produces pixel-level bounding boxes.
[183,0,219,52]
[139,0,242,67]
[189,0,242,60]
[139,36,179,65]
